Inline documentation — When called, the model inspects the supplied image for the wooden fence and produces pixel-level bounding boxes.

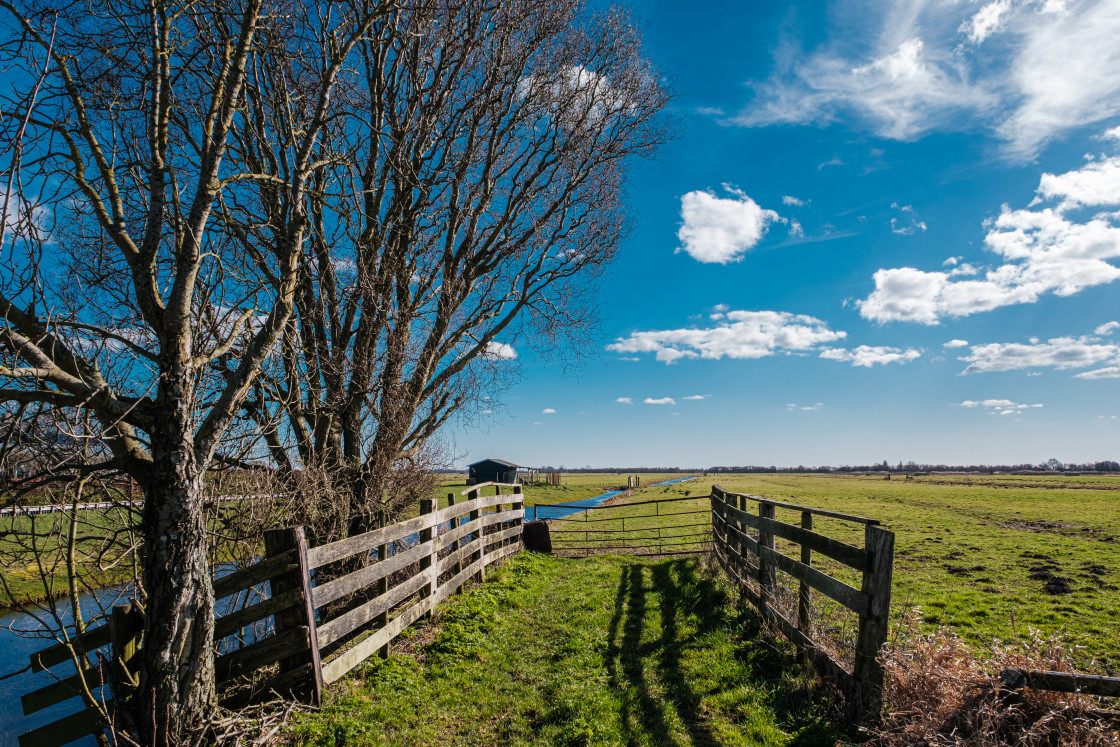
[16,483,524,747]
[709,485,894,717]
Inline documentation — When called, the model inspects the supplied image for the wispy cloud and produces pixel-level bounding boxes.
[782,195,806,207]
[787,402,823,411]
[542,408,556,414]
[889,202,927,236]
[615,397,633,404]
[682,394,710,401]
[733,0,1120,159]
[943,339,969,348]
[644,397,676,405]
[859,146,1120,324]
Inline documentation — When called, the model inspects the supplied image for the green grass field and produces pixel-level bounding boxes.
[691,473,1120,674]
[285,551,842,747]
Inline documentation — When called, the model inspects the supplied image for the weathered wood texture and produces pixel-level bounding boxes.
[1001,669,1120,698]
[16,485,527,743]
[709,485,893,724]
[262,526,324,705]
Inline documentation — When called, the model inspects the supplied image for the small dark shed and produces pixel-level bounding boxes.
[468,458,520,485]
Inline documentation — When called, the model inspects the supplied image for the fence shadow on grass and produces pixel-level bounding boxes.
[605,557,844,747]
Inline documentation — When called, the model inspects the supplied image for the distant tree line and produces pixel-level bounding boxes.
[450,460,1120,475]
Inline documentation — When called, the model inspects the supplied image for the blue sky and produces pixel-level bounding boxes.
[455,0,1120,468]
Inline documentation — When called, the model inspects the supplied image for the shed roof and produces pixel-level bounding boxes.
[468,458,520,469]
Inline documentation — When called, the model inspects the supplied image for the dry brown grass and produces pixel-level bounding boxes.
[871,609,1119,745]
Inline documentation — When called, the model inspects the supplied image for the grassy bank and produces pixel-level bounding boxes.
[285,551,841,746]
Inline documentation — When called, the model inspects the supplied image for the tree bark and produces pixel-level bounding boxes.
[136,364,215,746]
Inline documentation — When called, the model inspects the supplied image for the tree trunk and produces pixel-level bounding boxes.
[136,366,216,746]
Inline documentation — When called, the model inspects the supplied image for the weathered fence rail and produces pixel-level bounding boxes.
[709,484,894,717]
[15,482,524,747]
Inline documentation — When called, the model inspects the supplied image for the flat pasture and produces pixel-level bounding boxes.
[706,473,1120,674]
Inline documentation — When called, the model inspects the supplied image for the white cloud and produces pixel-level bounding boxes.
[1094,321,1120,335]
[1076,366,1120,379]
[943,339,970,348]
[819,345,921,367]
[788,219,805,238]
[606,309,846,364]
[859,151,1120,324]
[957,398,1043,409]
[677,186,781,263]
[542,408,556,414]
[943,256,962,266]
[787,402,823,411]
[960,335,1120,374]
[782,195,805,207]
[481,409,493,414]
[734,0,1120,158]
[644,397,676,405]
[615,397,633,404]
[961,0,1012,45]
[682,394,710,400]
[483,341,518,360]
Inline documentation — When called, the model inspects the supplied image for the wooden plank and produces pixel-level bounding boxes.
[213,587,301,640]
[1016,670,1120,698]
[262,527,323,704]
[759,545,870,617]
[321,592,436,684]
[854,524,895,714]
[17,701,111,747]
[316,565,433,648]
[307,512,444,568]
[30,625,111,673]
[307,496,522,569]
[719,502,868,570]
[109,603,142,711]
[21,665,104,716]
[713,539,855,691]
[213,550,297,600]
[799,511,813,658]
[311,539,433,608]
[375,509,389,659]
[717,516,760,557]
[439,508,522,547]
[419,499,436,620]
[711,485,880,525]
[215,625,310,682]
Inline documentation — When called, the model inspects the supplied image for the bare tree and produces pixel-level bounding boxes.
[246,0,672,530]
[0,0,388,741]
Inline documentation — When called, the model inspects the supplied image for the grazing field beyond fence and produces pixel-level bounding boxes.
[708,473,1120,673]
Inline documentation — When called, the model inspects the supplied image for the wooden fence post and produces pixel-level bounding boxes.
[110,603,143,713]
[447,493,463,595]
[262,526,323,704]
[854,524,894,719]
[798,511,813,665]
[757,502,776,616]
[375,509,389,657]
[469,487,482,583]
[513,484,524,550]
[493,485,504,552]
[419,498,436,619]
